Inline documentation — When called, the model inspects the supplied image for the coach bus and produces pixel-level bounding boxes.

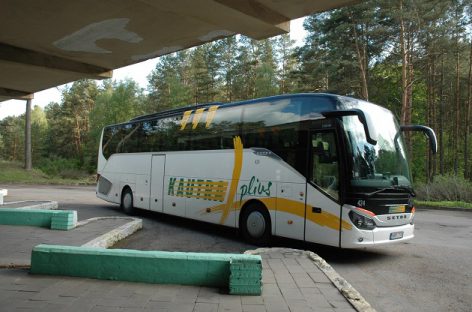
[96,93,437,248]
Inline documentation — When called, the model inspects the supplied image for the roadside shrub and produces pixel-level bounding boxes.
[37,157,83,177]
[416,175,472,202]
[58,168,90,180]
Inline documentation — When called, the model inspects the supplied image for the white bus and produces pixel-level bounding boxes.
[96,93,436,248]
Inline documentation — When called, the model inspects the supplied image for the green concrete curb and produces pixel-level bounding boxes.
[30,244,262,294]
[0,208,77,230]
[229,258,262,295]
[0,200,58,210]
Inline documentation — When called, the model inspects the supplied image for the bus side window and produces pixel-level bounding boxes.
[311,132,339,200]
[206,107,242,149]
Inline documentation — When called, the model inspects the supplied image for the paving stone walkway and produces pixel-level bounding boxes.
[0,219,130,266]
[0,248,357,312]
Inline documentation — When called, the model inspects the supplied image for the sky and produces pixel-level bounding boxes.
[0,18,307,120]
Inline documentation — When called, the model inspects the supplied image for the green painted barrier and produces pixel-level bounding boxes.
[31,244,262,294]
[229,258,262,295]
[0,209,76,230]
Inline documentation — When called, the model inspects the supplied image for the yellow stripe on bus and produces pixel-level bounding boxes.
[192,108,206,129]
[205,196,351,231]
[205,105,219,129]
[180,110,193,130]
[183,181,228,186]
[220,136,243,224]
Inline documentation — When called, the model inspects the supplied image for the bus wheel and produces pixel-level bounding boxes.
[121,187,134,215]
[241,203,271,245]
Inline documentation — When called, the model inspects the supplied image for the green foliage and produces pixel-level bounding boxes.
[37,157,81,177]
[0,160,93,185]
[0,115,24,162]
[415,200,472,209]
[416,175,472,202]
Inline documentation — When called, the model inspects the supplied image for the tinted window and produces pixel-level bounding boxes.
[206,106,242,149]
[101,96,335,159]
[102,126,122,159]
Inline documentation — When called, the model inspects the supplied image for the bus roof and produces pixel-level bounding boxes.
[129,93,342,123]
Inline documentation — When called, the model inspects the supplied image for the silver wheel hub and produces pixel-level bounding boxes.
[246,211,266,238]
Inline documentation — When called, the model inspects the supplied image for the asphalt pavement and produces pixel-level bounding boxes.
[2,184,471,312]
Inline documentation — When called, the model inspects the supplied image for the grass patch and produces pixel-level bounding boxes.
[415,200,472,209]
[0,160,94,185]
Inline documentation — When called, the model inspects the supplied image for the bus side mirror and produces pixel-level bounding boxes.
[400,125,438,155]
[322,109,378,145]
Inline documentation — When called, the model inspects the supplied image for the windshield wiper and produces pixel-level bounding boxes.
[366,186,416,198]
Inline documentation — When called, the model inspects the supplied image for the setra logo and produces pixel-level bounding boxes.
[386,214,408,220]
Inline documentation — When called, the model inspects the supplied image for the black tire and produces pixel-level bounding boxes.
[121,187,135,215]
[240,203,271,245]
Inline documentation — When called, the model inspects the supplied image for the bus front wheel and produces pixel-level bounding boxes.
[121,187,134,215]
[240,203,271,245]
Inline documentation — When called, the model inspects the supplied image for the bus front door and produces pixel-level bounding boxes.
[304,130,342,247]
[150,155,166,212]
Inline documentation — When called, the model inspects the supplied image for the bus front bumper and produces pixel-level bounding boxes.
[341,223,414,248]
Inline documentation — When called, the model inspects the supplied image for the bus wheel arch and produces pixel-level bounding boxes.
[121,186,135,215]
[239,200,271,246]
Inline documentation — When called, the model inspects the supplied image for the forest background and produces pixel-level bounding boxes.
[1,0,471,202]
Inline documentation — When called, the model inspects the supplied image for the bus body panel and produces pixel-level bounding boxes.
[97,153,152,209]
[305,184,343,247]
[150,155,165,212]
[163,150,234,224]
[275,183,306,240]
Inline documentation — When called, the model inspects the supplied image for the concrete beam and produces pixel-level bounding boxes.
[0,87,33,99]
[215,0,289,25]
[0,43,112,79]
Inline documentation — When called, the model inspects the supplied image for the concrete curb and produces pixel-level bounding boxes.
[0,208,77,230]
[79,217,143,248]
[1,200,58,210]
[30,244,262,293]
[245,247,376,312]
[0,216,143,268]
[416,205,472,212]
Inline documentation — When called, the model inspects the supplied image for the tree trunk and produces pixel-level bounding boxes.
[465,39,472,179]
[350,11,369,101]
[439,56,445,175]
[399,0,413,158]
[454,38,460,175]
[399,0,409,125]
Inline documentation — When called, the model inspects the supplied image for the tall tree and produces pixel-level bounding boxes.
[275,34,297,94]
[147,52,192,112]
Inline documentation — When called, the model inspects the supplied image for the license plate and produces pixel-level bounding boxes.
[390,231,403,240]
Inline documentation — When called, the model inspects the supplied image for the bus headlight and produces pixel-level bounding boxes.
[349,210,376,230]
[410,207,415,225]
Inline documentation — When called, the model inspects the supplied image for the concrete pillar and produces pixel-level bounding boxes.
[25,98,32,170]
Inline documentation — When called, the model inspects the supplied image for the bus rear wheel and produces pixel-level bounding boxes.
[240,203,271,245]
[121,187,135,215]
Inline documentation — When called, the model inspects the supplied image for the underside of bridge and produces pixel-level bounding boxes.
[0,0,357,102]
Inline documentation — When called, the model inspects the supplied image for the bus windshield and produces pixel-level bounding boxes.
[342,106,411,191]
